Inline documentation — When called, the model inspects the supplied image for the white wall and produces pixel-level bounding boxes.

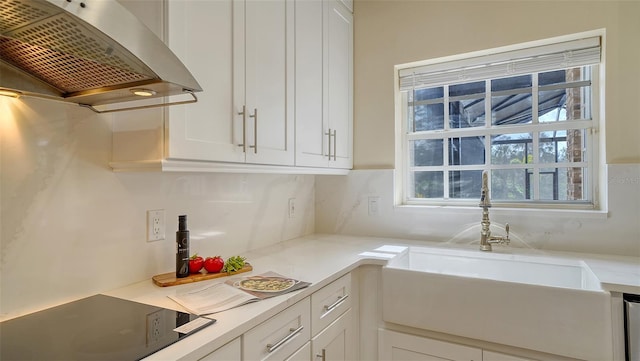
[0,97,314,320]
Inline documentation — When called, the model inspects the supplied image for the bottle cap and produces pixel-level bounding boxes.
[178,215,187,231]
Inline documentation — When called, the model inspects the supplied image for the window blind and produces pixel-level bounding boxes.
[399,37,601,91]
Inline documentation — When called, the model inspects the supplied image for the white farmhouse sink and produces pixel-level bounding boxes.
[389,247,602,291]
[382,246,612,360]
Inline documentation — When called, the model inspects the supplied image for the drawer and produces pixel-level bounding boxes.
[199,337,241,360]
[311,273,352,336]
[244,297,311,361]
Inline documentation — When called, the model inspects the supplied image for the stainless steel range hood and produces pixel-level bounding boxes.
[0,0,201,113]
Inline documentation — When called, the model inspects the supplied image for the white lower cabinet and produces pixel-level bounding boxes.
[311,309,354,360]
[379,329,481,361]
[379,330,542,361]
[310,273,355,361]
[244,297,311,361]
[285,342,311,361]
[199,337,241,360]
[239,272,355,361]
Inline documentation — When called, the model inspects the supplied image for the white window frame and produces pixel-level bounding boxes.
[394,30,606,211]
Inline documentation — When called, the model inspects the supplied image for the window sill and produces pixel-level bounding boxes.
[394,203,609,220]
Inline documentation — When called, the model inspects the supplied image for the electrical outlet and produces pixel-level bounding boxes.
[146,310,164,345]
[368,196,380,216]
[288,198,296,218]
[147,210,165,242]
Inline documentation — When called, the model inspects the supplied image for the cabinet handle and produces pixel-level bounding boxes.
[266,325,304,353]
[323,294,349,313]
[316,349,326,360]
[325,128,332,159]
[249,108,258,154]
[332,129,337,161]
[238,105,247,153]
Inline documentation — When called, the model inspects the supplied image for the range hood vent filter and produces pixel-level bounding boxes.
[0,0,202,113]
[0,36,154,92]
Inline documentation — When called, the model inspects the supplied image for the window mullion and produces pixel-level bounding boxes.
[485,79,492,129]
[401,90,411,202]
[485,79,492,174]
[532,131,540,200]
[442,85,450,198]
[531,74,540,200]
[444,85,450,132]
[532,73,539,125]
[443,135,450,199]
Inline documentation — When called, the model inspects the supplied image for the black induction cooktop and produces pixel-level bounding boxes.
[0,294,215,361]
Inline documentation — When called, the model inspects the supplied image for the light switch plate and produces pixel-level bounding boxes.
[368,196,380,216]
[288,198,296,218]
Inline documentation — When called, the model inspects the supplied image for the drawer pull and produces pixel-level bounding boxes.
[332,129,337,161]
[249,108,258,154]
[325,128,332,158]
[316,349,326,360]
[266,325,304,353]
[323,294,349,313]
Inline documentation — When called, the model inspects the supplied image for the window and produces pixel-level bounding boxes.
[396,34,602,209]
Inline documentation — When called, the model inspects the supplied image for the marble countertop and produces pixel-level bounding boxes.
[103,233,640,360]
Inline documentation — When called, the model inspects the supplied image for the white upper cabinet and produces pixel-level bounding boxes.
[112,0,350,173]
[325,0,353,169]
[295,0,353,169]
[294,0,324,167]
[239,0,295,165]
[167,0,294,166]
[166,0,242,163]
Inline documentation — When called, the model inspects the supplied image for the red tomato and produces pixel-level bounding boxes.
[204,256,224,273]
[189,254,204,274]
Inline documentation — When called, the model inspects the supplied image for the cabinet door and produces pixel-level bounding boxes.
[286,342,312,361]
[324,0,353,169]
[312,309,354,361]
[296,0,353,169]
[199,337,241,360]
[240,0,295,166]
[295,0,327,167]
[379,329,481,361]
[166,0,245,163]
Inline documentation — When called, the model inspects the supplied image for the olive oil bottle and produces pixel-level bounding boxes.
[176,215,190,278]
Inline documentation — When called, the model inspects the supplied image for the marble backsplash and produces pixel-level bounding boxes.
[0,98,314,319]
[316,166,640,257]
[1,95,638,320]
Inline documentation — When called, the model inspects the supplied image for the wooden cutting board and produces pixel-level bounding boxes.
[152,264,253,287]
